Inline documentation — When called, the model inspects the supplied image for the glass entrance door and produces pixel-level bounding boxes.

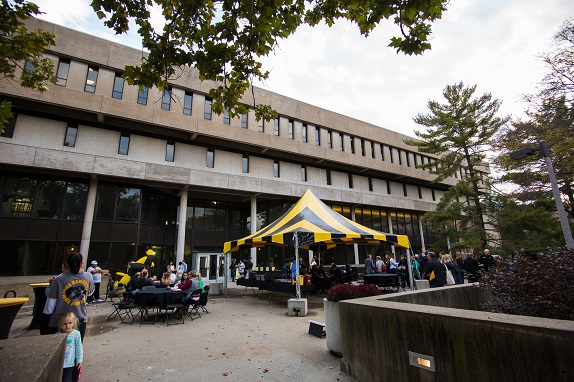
[196,253,231,282]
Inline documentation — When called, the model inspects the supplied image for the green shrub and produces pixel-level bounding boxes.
[326,283,381,302]
[480,248,574,320]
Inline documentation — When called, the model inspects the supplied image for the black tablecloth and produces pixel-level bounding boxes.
[363,274,400,286]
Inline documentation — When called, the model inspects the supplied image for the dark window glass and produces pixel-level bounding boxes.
[112,73,124,99]
[371,141,375,158]
[386,180,391,194]
[31,180,66,219]
[389,148,394,163]
[348,173,353,189]
[355,207,363,225]
[193,206,205,229]
[327,130,332,148]
[1,114,17,138]
[406,152,411,167]
[339,133,344,151]
[137,86,148,105]
[0,176,36,218]
[350,137,355,154]
[184,92,193,115]
[301,165,307,182]
[432,189,436,201]
[418,186,422,199]
[302,124,307,142]
[203,207,216,230]
[166,142,175,162]
[206,149,214,168]
[315,127,320,146]
[242,155,249,173]
[288,120,294,139]
[116,188,141,222]
[403,183,407,197]
[223,110,231,125]
[274,118,279,135]
[360,139,365,156]
[372,209,381,231]
[84,66,98,93]
[161,88,171,110]
[380,145,385,161]
[368,177,373,192]
[326,169,331,185]
[24,60,35,72]
[241,113,248,128]
[62,182,88,220]
[95,184,116,221]
[273,161,280,177]
[398,149,402,165]
[55,59,70,86]
[64,123,78,147]
[204,98,212,120]
[414,154,418,167]
[118,133,130,155]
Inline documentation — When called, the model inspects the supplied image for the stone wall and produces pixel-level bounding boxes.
[339,284,574,382]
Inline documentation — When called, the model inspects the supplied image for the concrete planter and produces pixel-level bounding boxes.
[324,298,342,356]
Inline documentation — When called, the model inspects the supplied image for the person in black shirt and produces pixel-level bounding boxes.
[422,252,446,288]
[479,249,496,272]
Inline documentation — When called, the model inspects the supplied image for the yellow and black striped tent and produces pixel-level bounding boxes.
[223,188,410,253]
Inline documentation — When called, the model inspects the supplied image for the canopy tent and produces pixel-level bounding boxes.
[224,189,413,298]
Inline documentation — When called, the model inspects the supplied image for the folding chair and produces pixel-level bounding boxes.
[198,285,210,314]
[106,292,137,324]
[139,291,160,324]
[186,289,202,320]
[165,291,186,326]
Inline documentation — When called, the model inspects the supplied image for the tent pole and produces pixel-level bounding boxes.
[295,232,301,299]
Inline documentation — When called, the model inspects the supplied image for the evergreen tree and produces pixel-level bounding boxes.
[405,82,509,250]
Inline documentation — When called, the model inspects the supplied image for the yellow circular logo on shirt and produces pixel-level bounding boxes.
[62,279,89,306]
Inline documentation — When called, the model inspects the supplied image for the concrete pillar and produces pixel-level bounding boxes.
[176,186,189,264]
[351,207,359,265]
[80,176,98,266]
[250,195,257,267]
[418,213,426,252]
[388,212,395,254]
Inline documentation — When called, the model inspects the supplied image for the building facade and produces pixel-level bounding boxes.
[0,19,462,278]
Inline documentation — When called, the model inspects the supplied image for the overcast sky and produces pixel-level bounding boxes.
[33,0,573,138]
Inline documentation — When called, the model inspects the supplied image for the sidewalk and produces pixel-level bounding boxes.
[6,279,356,381]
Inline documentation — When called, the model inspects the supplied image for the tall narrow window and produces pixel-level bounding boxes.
[403,183,408,197]
[371,141,375,158]
[64,123,78,147]
[350,137,355,154]
[273,161,280,178]
[112,73,124,99]
[223,110,231,125]
[273,118,279,135]
[406,152,411,167]
[326,169,332,185]
[397,149,402,165]
[288,120,294,139]
[315,127,320,146]
[327,130,332,149]
[204,98,212,120]
[118,133,130,155]
[302,124,307,143]
[389,148,394,163]
[242,155,249,173]
[418,186,422,199]
[84,66,98,93]
[386,180,391,194]
[431,189,436,201]
[161,88,171,110]
[55,59,70,86]
[339,133,344,151]
[368,177,373,192]
[380,145,385,161]
[360,139,365,156]
[137,86,148,105]
[413,154,418,167]
[241,113,248,128]
[206,149,214,168]
[258,118,264,132]
[301,165,307,182]
[166,142,175,162]
[348,173,354,189]
[183,92,193,115]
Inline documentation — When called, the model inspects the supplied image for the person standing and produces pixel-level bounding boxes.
[181,260,188,272]
[245,257,254,276]
[479,249,496,273]
[388,254,398,274]
[375,256,385,273]
[238,260,245,278]
[59,312,83,382]
[43,252,94,340]
[229,258,237,282]
[87,260,103,303]
[364,254,375,275]
[423,252,447,288]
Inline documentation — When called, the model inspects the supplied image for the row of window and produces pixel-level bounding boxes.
[44,57,478,181]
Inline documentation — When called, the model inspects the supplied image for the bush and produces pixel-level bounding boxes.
[326,283,381,302]
[480,248,574,320]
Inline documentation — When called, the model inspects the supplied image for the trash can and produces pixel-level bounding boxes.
[209,282,222,295]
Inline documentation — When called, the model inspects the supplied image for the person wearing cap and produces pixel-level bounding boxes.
[87,260,103,303]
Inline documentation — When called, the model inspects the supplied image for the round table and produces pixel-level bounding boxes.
[0,297,29,339]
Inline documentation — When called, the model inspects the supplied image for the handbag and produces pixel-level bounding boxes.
[444,264,455,285]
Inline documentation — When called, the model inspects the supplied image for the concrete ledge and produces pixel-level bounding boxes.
[339,284,574,382]
[0,333,66,382]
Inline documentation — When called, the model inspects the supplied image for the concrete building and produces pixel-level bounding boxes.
[0,19,463,280]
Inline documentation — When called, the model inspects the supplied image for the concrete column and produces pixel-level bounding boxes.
[351,207,359,265]
[418,213,426,251]
[80,176,98,266]
[250,195,257,267]
[388,212,395,255]
[176,186,189,264]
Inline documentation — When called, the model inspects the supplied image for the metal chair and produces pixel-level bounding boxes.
[107,292,137,324]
